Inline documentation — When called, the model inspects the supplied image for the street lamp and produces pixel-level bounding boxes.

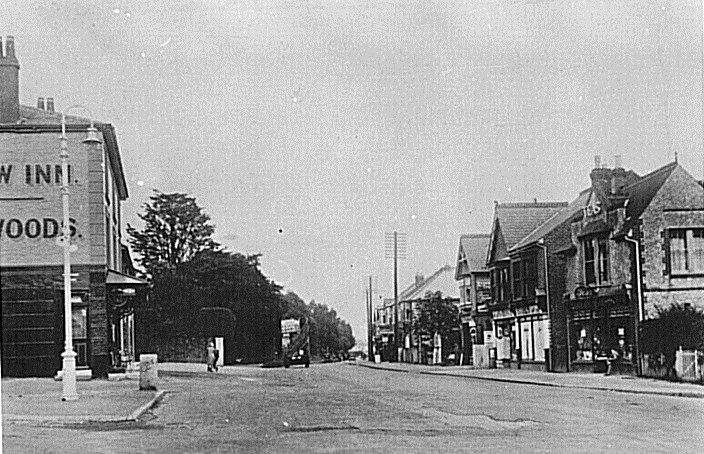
[59,105,100,401]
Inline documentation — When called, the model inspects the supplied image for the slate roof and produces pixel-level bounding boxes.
[18,105,99,126]
[622,161,677,222]
[511,189,591,252]
[488,201,568,263]
[456,234,490,279]
[400,265,458,301]
[1,105,129,200]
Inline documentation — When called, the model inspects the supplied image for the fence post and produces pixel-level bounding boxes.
[696,350,700,381]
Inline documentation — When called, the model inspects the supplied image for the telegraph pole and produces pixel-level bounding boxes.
[385,232,406,362]
[367,276,373,361]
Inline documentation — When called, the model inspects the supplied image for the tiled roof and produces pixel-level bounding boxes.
[490,202,568,259]
[456,234,490,277]
[623,161,677,222]
[511,189,590,252]
[400,265,458,301]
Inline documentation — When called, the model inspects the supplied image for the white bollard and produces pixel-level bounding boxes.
[139,354,158,391]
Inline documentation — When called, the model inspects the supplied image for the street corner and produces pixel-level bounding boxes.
[1,377,166,424]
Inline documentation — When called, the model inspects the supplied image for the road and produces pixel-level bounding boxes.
[4,362,704,453]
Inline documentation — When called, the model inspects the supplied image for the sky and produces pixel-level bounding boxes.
[3,0,703,347]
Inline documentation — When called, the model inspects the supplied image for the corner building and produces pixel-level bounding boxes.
[0,37,145,378]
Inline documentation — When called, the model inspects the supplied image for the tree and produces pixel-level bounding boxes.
[146,249,283,363]
[413,291,460,343]
[641,303,704,375]
[279,293,356,358]
[127,191,218,277]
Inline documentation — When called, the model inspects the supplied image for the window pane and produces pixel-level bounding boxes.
[513,261,522,299]
[584,239,596,285]
[670,230,687,273]
[72,307,88,339]
[690,229,704,273]
[598,239,609,283]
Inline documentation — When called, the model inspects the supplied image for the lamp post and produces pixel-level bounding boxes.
[59,106,100,401]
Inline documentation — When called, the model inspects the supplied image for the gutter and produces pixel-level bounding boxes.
[536,238,551,372]
[623,228,643,376]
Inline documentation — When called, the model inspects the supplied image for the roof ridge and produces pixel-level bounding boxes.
[496,201,568,209]
[460,233,490,239]
[623,161,677,191]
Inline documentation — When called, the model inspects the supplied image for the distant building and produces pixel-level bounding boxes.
[0,37,146,378]
[454,234,491,365]
[396,265,459,365]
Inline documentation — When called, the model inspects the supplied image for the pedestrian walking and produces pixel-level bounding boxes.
[605,348,619,376]
[213,345,220,372]
[207,340,217,372]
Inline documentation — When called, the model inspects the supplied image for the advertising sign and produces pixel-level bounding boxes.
[281,318,300,334]
[0,133,91,266]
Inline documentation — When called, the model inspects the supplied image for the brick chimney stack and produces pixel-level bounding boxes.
[611,154,627,195]
[590,155,612,197]
[0,35,20,124]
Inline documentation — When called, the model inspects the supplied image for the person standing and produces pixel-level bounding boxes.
[207,340,217,372]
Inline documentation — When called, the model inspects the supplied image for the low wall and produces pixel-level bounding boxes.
[140,336,208,363]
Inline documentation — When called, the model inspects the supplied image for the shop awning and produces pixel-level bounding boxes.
[106,270,149,287]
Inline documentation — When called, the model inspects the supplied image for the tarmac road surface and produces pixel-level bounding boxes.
[3,362,704,453]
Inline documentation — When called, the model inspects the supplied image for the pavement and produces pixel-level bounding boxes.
[353,360,704,398]
[1,375,165,424]
[3,360,703,425]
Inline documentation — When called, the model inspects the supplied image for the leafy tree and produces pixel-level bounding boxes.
[413,291,460,342]
[278,293,356,358]
[281,292,309,320]
[641,303,704,375]
[127,191,218,277]
[145,250,283,362]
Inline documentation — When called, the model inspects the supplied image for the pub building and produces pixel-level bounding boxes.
[561,156,704,374]
[0,37,147,378]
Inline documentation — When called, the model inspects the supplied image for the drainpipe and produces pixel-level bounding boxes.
[624,229,643,376]
[537,238,551,372]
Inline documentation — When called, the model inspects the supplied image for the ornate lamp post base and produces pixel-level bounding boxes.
[61,348,78,401]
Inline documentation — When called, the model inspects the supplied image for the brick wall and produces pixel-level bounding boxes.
[1,265,110,377]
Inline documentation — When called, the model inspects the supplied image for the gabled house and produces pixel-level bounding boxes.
[486,201,567,368]
[396,265,459,364]
[509,189,591,371]
[455,234,491,365]
[562,156,704,375]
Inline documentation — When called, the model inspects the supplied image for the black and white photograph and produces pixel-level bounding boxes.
[2,1,704,452]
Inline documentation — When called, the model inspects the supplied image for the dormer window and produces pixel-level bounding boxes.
[584,237,609,285]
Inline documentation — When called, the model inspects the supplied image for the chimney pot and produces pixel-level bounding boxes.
[594,155,601,169]
[0,36,3,58]
[46,97,55,112]
[37,97,45,109]
[614,154,622,169]
[5,36,15,59]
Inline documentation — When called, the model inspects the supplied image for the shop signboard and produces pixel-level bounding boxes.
[0,133,91,266]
